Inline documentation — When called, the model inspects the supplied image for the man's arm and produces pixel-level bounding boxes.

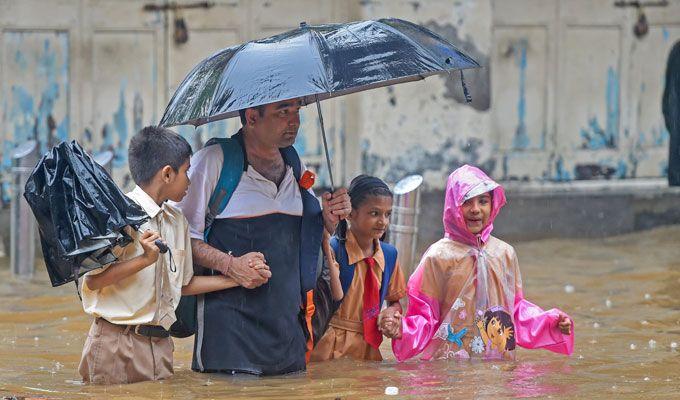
[191,238,271,289]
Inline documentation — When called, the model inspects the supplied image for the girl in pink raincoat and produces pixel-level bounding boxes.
[381,165,574,361]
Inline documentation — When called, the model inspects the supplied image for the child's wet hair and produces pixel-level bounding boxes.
[483,309,516,351]
[336,175,392,241]
[128,126,192,186]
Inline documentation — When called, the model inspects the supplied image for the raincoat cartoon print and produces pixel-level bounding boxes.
[392,165,574,361]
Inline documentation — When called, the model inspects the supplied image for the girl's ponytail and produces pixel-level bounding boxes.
[336,219,349,242]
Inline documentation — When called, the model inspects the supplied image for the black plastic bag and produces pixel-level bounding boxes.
[24,140,148,287]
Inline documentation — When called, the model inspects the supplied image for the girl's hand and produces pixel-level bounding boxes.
[322,230,336,262]
[557,314,572,335]
[139,230,161,265]
[379,307,402,338]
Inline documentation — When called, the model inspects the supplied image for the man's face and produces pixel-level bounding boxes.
[247,98,302,148]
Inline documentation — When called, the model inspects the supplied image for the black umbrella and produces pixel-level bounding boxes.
[24,140,149,288]
[159,18,480,189]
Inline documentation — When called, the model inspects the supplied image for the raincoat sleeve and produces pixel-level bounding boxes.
[511,249,574,355]
[392,254,444,361]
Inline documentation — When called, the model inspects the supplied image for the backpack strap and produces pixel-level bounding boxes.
[379,242,398,305]
[203,137,244,241]
[281,145,322,293]
[329,236,355,296]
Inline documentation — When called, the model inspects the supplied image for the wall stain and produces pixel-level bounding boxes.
[362,137,496,183]
[3,33,69,203]
[513,39,530,150]
[580,67,619,150]
[424,21,490,111]
[112,82,128,168]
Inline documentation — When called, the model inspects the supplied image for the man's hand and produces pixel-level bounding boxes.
[322,188,351,234]
[227,252,271,289]
[557,314,572,335]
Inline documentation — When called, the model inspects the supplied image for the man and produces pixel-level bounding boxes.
[663,40,680,186]
[174,98,351,375]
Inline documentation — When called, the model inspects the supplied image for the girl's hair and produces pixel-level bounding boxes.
[336,175,392,242]
[483,309,516,351]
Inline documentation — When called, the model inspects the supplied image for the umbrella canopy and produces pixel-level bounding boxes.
[159,18,480,127]
[24,140,148,287]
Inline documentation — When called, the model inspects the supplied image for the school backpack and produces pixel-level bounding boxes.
[310,235,398,345]
[169,132,323,338]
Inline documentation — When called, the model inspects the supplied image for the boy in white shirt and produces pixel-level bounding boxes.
[78,126,269,384]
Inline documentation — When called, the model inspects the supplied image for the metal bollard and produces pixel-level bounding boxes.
[387,175,423,278]
[11,140,38,278]
[93,150,114,176]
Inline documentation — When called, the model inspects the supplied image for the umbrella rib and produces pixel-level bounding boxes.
[308,28,334,95]
[376,20,450,73]
[208,42,249,117]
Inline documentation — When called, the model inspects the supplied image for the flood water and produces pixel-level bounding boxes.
[1,225,679,399]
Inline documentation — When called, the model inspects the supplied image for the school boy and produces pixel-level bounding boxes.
[77,126,267,384]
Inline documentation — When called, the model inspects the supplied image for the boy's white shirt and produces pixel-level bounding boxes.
[81,185,193,329]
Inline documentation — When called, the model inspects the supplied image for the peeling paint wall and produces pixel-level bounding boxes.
[1,0,679,203]
[356,0,495,189]
[356,0,680,188]
[0,0,349,197]
[1,31,70,203]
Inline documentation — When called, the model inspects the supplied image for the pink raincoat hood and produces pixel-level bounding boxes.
[443,165,506,247]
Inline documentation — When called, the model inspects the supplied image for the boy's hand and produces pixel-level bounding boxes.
[557,314,572,335]
[139,230,161,265]
[229,252,270,289]
[321,188,351,234]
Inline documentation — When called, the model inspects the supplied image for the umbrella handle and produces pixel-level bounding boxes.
[315,95,335,192]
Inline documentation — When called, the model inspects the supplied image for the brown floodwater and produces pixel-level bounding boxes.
[1,225,679,399]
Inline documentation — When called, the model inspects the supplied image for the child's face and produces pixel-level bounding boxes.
[348,195,393,242]
[165,159,191,202]
[461,192,491,235]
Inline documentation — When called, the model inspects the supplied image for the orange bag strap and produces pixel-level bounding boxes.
[303,289,315,363]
